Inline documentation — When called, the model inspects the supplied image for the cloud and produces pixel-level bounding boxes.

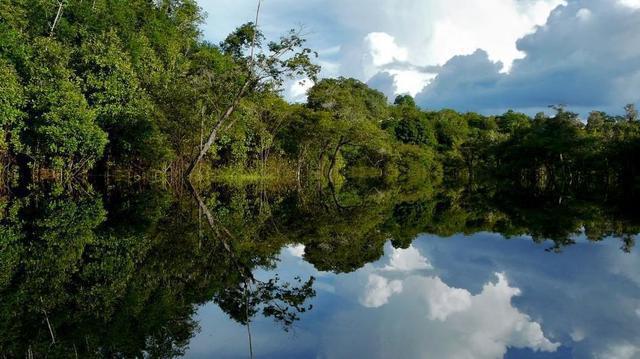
[576,7,592,21]
[360,274,403,308]
[287,79,314,102]
[333,271,559,358]
[363,32,408,69]
[618,0,640,9]
[198,0,564,104]
[360,33,435,97]
[421,276,472,320]
[352,0,563,98]
[383,244,433,272]
[596,343,640,359]
[285,244,306,258]
[329,0,563,71]
[198,0,639,112]
[415,0,640,114]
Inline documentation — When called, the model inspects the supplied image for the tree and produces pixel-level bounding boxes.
[185,1,320,178]
[0,59,24,160]
[77,30,171,168]
[306,78,391,178]
[394,94,416,107]
[388,96,437,147]
[23,38,108,172]
[625,103,638,122]
[432,109,469,151]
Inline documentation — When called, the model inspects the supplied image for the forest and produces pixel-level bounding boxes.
[1,0,639,197]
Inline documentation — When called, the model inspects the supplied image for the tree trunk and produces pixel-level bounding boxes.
[188,181,255,282]
[328,138,345,180]
[297,145,307,186]
[185,80,251,179]
[49,1,64,37]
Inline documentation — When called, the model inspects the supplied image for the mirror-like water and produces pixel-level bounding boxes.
[1,179,638,358]
[189,235,639,358]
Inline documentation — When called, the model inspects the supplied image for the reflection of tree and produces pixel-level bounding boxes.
[215,275,315,331]
[274,181,393,273]
[0,182,317,358]
[189,181,316,356]
[1,171,639,357]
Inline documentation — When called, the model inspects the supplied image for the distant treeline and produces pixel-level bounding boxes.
[1,0,639,193]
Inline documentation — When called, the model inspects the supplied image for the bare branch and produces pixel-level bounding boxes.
[49,1,64,37]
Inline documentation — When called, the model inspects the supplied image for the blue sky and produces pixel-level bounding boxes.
[197,0,640,115]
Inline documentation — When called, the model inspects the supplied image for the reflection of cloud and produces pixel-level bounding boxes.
[365,245,559,357]
[571,328,586,342]
[360,274,403,308]
[353,245,559,357]
[383,244,432,272]
[315,281,336,294]
[189,232,640,358]
[597,343,640,359]
[414,273,559,354]
[456,273,559,355]
[335,271,559,358]
[421,276,471,320]
[286,244,306,258]
[413,233,640,358]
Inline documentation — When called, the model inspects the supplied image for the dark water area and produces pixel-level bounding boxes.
[1,179,639,358]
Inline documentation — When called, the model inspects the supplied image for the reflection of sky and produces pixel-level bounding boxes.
[186,233,640,358]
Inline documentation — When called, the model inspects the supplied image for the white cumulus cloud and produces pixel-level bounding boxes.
[363,32,409,68]
[288,79,314,102]
[383,244,433,272]
[618,0,640,9]
[422,276,472,321]
[360,274,403,308]
[332,272,559,358]
[285,244,306,258]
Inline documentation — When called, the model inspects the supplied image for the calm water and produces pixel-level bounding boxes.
[1,180,639,358]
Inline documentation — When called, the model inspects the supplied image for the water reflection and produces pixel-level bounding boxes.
[191,236,640,358]
[0,178,638,358]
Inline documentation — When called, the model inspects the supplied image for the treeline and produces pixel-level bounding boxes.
[1,0,639,194]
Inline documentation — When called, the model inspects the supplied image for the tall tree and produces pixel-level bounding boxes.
[185,1,320,178]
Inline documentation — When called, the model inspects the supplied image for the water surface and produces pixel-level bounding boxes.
[1,180,639,358]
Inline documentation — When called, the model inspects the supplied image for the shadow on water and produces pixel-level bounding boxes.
[0,176,638,357]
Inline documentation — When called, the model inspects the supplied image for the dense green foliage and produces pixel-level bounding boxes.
[0,0,321,179]
[1,0,638,198]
